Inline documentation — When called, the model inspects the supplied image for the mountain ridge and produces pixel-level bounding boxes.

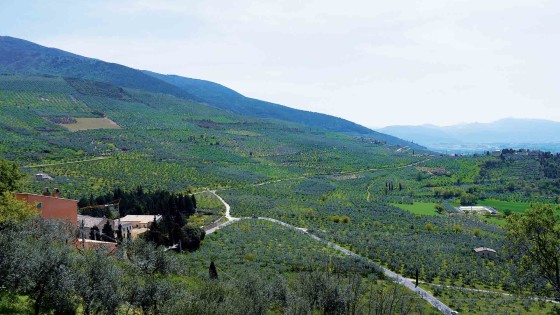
[0,35,423,149]
[378,118,560,152]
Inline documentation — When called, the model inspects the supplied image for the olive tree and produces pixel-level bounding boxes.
[74,250,123,315]
[0,219,76,314]
[506,204,560,297]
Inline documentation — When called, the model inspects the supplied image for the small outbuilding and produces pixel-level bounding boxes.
[35,173,53,181]
[473,247,497,258]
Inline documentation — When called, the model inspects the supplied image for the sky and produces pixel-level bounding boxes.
[1,0,559,127]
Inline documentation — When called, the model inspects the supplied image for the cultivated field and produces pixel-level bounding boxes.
[60,117,121,131]
[392,202,440,216]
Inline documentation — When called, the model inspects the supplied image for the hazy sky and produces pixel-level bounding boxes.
[1,0,559,127]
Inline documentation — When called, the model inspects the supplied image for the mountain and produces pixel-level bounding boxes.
[0,36,420,148]
[0,36,194,99]
[378,118,560,153]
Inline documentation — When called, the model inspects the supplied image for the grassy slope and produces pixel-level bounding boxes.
[0,36,193,99]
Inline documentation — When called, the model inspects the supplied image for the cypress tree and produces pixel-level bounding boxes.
[209,261,218,280]
[191,195,197,210]
[116,224,123,243]
[101,220,115,242]
[89,226,100,240]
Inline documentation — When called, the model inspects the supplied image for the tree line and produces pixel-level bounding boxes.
[78,186,197,218]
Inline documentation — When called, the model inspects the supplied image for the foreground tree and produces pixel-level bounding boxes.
[0,159,36,225]
[74,251,123,315]
[506,205,560,297]
[0,219,76,314]
[0,159,23,195]
[0,192,38,224]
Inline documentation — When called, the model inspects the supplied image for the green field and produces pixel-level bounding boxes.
[478,199,531,214]
[392,202,440,216]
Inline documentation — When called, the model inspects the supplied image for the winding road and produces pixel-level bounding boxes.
[205,193,457,314]
[201,158,459,314]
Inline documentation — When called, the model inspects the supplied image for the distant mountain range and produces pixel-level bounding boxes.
[0,36,421,149]
[377,118,560,153]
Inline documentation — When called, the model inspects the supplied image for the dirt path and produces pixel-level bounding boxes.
[203,190,240,234]
[23,156,109,168]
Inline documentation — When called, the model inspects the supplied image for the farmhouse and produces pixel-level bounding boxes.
[473,247,497,258]
[119,214,162,229]
[15,189,78,226]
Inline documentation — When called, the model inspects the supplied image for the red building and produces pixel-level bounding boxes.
[15,188,78,227]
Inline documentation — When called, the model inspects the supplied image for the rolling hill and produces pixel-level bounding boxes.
[0,36,420,147]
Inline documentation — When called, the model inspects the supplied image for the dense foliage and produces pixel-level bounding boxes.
[78,186,196,218]
[0,218,435,315]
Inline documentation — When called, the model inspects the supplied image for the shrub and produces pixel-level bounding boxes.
[327,215,350,224]
[244,253,256,261]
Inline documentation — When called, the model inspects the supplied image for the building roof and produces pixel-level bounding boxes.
[119,214,162,224]
[16,192,77,202]
[77,215,107,228]
[474,247,496,253]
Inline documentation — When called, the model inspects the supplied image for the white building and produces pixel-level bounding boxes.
[112,220,133,236]
[119,214,162,229]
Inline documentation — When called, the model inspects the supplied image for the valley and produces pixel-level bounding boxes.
[1,36,560,315]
